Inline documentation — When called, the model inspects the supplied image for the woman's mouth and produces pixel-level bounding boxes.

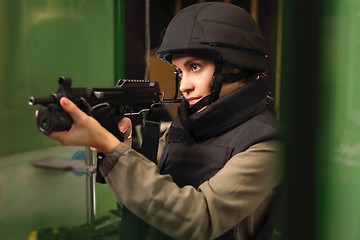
[186,97,201,106]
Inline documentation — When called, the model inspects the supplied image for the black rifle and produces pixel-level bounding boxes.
[29,76,179,139]
[30,76,180,185]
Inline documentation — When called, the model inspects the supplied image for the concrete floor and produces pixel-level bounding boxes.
[0,146,117,240]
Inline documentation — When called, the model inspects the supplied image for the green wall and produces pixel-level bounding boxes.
[318,0,360,239]
[279,0,360,239]
[5,0,360,239]
[0,0,117,156]
[0,1,124,239]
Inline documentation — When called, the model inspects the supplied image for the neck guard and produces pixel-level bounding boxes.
[177,78,268,143]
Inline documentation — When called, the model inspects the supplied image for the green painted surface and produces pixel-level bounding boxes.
[278,0,360,238]
[0,1,125,239]
[0,146,87,240]
[0,0,116,156]
[318,0,360,239]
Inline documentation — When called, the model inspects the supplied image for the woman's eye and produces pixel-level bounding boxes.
[191,64,201,72]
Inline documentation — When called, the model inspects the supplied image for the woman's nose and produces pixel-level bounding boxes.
[179,74,194,93]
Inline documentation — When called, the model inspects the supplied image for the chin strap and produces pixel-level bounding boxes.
[180,61,254,115]
[210,61,224,103]
[187,61,223,114]
[173,71,180,100]
[188,94,211,114]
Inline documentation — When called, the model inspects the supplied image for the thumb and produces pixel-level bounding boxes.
[59,97,88,122]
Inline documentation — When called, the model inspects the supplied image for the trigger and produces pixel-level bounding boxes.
[91,102,111,116]
[77,97,94,115]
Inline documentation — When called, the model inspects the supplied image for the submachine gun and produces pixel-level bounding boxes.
[28,76,180,239]
[29,76,177,138]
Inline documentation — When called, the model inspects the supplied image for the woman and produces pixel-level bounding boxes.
[45,2,281,239]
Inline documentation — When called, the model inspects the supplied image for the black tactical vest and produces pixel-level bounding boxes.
[149,109,278,240]
[148,79,279,239]
[159,109,278,188]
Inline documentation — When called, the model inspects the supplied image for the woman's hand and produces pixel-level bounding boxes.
[45,97,121,154]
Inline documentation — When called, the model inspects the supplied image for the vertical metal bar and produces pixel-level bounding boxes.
[144,0,150,80]
[85,146,95,225]
[274,0,283,117]
[114,0,125,83]
[175,0,181,14]
[250,0,258,22]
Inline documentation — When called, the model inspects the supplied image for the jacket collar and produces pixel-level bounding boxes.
[177,78,268,143]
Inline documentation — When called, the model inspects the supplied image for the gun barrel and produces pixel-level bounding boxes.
[29,96,56,105]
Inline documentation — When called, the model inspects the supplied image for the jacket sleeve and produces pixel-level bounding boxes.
[99,139,281,240]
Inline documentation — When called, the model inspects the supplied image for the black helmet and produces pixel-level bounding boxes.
[156,2,268,72]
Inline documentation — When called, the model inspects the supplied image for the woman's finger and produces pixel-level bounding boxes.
[118,117,131,133]
[118,117,132,147]
[59,97,88,123]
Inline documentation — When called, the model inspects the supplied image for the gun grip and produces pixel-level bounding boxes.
[92,105,124,142]
[92,106,125,184]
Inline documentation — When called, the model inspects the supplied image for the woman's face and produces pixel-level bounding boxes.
[172,54,245,108]
[172,54,214,107]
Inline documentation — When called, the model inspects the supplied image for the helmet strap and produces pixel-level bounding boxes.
[187,61,223,114]
[210,61,224,103]
[185,63,253,115]
[173,71,180,100]
[186,61,223,114]
[188,94,212,114]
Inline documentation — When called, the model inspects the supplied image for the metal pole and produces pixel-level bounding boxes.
[144,0,150,81]
[85,147,96,225]
[114,0,126,83]
[250,0,259,23]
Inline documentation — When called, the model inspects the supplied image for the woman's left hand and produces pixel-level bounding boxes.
[46,97,121,154]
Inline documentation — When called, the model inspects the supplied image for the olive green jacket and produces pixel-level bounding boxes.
[99,132,281,240]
